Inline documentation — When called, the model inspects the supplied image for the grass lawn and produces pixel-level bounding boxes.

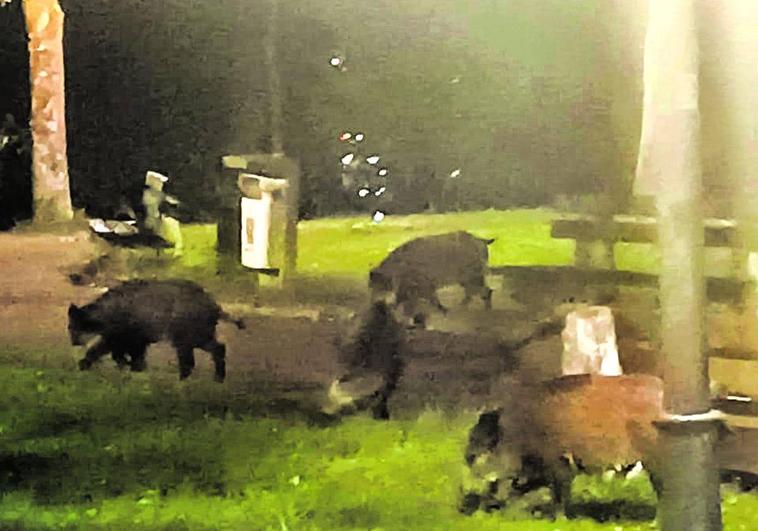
[172,208,664,280]
[1,366,755,530]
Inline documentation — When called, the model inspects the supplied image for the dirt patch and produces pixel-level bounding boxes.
[2,230,754,421]
[0,230,104,347]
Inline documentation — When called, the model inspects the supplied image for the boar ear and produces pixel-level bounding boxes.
[483,238,496,245]
[68,304,80,317]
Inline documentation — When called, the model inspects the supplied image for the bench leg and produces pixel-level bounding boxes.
[574,239,615,270]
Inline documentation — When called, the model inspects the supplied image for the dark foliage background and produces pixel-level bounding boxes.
[9,0,724,222]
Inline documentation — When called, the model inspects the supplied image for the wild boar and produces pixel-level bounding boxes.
[462,374,665,517]
[67,279,244,382]
[323,300,407,420]
[369,231,494,327]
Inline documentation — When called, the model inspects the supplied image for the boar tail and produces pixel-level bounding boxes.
[481,237,496,245]
[220,311,246,330]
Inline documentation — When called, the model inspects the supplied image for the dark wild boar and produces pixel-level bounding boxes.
[369,231,495,327]
[462,374,665,518]
[68,279,244,382]
[323,300,407,420]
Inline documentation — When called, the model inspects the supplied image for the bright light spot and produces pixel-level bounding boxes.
[339,132,352,141]
[358,188,370,198]
[372,211,385,223]
[354,133,365,142]
[450,76,461,84]
[374,187,386,197]
[450,168,462,178]
[340,153,355,165]
[377,168,388,177]
[366,155,380,165]
[329,56,343,67]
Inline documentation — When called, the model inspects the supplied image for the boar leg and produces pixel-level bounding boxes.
[463,277,493,310]
[175,346,196,380]
[128,343,148,372]
[370,379,395,420]
[78,337,113,370]
[549,456,577,519]
[201,338,227,383]
[111,346,129,369]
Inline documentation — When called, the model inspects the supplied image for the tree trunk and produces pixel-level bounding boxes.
[636,0,722,529]
[23,0,73,223]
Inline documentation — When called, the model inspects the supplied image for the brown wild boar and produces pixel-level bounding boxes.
[462,374,665,517]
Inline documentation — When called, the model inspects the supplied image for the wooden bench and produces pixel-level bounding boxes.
[710,357,758,475]
[489,213,757,475]
[489,214,755,304]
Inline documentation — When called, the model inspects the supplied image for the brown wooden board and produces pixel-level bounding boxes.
[710,358,758,400]
[551,217,743,247]
[488,265,747,304]
[718,427,758,475]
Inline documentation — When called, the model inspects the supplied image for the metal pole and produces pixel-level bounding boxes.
[636,0,722,529]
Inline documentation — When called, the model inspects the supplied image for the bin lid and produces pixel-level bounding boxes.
[239,173,289,196]
[221,155,249,170]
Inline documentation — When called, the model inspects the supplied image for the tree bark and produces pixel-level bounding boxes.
[636,0,722,529]
[23,0,73,223]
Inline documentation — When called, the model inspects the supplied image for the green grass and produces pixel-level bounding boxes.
[167,208,664,281]
[297,208,577,277]
[1,366,756,530]
[3,365,752,531]
[174,208,746,286]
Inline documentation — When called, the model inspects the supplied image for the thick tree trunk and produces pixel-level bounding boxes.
[23,0,73,223]
[636,0,722,529]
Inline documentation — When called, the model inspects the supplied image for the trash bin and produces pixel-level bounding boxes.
[239,172,289,274]
[217,153,299,285]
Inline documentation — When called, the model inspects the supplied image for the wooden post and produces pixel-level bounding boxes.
[23,0,73,223]
[262,0,299,291]
[636,0,722,529]
[574,237,615,270]
[263,0,283,155]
